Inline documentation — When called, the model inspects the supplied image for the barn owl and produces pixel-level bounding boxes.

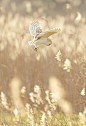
[28,21,61,50]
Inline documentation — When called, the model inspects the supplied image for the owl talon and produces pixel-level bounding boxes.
[34,47,38,51]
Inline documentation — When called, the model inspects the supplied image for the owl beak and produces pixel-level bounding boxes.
[48,43,52,46]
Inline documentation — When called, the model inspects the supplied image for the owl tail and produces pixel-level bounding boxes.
[28,40,37,45]
[28,40,35,45]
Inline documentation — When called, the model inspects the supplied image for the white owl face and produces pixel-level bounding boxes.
[46,39,52,46]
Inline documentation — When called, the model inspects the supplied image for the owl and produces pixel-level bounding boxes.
[28,21,61,50]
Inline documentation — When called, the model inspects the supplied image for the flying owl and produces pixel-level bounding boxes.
[28,21,61,50]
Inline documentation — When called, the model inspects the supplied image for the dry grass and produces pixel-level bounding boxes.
[0,0,86,125]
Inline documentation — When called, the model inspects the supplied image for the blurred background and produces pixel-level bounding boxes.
[0,0,86,116]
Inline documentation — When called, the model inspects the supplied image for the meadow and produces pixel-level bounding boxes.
[0,0,86,125]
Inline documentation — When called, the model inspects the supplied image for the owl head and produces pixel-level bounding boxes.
[46,38,52,46]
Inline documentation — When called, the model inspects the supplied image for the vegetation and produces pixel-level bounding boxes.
[0,0,86,125]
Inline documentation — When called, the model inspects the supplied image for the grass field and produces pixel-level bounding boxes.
[0,0,86,125]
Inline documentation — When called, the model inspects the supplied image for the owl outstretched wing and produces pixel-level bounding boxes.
[29,21,42,38]
[37,27,61,39]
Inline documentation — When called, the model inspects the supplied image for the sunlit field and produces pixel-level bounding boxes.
[0,0,86,125]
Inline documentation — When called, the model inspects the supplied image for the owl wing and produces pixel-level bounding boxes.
[37,27,61,39]
[29,21,42,37]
